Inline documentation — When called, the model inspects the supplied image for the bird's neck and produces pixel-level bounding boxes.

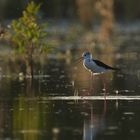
[84,58,91,62]
[86,57,92,60]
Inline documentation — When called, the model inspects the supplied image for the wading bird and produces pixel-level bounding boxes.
[77,51,119,98]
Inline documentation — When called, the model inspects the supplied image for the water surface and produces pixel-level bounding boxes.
[0,24,140,140]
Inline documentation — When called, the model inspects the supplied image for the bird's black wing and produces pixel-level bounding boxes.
[93,59,119,70]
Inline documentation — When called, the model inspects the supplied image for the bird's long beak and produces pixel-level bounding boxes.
[73,57,83,65]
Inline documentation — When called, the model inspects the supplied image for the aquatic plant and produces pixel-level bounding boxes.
[11,1,48,78]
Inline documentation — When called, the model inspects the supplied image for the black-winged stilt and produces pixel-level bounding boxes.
[82,51,119,73]
[77,51,119,97]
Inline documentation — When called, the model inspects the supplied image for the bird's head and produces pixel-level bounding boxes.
[82,51,92,59]
[74,51,92,65]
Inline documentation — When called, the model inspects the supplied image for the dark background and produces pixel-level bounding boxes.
[1,0,140,21]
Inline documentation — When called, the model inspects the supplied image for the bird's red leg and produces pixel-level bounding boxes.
[103,81,107,100]
[90,72,94,95]
[102,74,108,99]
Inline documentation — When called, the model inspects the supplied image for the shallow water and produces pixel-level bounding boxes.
[0,51,139,140]
[1,98,140,140]
[0,25,140,140]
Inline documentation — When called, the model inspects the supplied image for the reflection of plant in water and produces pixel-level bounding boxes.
[12,94,54,140]
[13,96,40,140]
[10,1,49,78]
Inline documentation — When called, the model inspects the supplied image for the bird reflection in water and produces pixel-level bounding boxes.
[83,100,107,140]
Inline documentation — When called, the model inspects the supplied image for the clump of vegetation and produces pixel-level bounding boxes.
[11,1,48,78]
